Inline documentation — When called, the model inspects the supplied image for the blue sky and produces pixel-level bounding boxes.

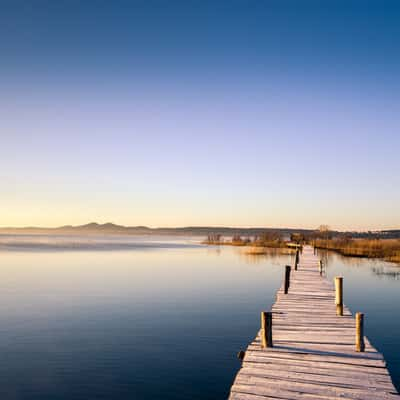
[1,0,399,230]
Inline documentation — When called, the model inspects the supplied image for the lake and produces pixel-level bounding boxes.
[0,236,398,399]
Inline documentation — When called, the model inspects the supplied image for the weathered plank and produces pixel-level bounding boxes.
[228,246,399,399]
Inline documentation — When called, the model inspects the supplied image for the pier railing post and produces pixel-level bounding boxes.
[319,260,323,276]
[261,311,273,348]
[295,250,299,271]
[335,277,343,316]
[356,312,365,352]
[284,265,291,294]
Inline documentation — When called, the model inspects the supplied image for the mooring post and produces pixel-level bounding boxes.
[335,277,343,316]
[319,260,323,276]
[284,265,291,294]
[261,311,273,348]
[356,312,365,352]
[295,250,299,271]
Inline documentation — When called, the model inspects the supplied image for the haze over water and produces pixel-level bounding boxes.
[0,236,398,399]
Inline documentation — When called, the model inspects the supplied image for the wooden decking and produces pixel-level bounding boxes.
[229,246,399,400]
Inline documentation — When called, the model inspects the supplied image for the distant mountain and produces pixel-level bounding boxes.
[69,222,130,231]
[0,223,398,238]
[0,222,309,236]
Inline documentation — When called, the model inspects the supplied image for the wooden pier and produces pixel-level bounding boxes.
[229,245,399,400]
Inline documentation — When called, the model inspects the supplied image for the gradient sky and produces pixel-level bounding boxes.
[1,0,400,230]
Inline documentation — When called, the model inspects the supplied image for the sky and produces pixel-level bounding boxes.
[1,0,400,230]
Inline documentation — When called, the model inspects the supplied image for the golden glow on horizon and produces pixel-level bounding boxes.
[1,209,397,232]
[2,184,398,231]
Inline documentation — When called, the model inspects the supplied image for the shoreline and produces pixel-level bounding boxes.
[315,241,400,265]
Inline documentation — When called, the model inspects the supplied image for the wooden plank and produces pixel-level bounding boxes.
[238,366,395,390]
[230,382,399,400]
[242,359,392,378]
[243,348,388,367]
[232,375,399,400]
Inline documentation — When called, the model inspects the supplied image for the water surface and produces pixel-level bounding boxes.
[0,238,398,399]
[0,236,288,399]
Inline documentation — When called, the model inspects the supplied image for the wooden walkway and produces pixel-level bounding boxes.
[229,245,399,400]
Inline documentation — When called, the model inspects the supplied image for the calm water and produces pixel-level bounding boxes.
[0,236,398,399]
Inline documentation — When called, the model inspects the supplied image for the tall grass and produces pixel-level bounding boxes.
[315,238,400,264]
[203,232,288,249]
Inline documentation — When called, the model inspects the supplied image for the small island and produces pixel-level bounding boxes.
[203,232,302,255]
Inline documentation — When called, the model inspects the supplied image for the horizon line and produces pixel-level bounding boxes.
[0,222,398,233]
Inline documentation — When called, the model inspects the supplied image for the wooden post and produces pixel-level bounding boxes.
[237,350,245,360]
[261,311,273,348]
[295,250,299,271]
[319,260,323,276]
[284,265,291,294]
[313,245,316,255]
[335,277,343,316]
[356,313,365,352]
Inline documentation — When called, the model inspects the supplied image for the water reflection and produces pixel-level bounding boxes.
[239,248,295,265]
[317,248,400,281]
[372,267,400,280]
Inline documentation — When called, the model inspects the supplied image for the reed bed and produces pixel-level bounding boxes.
[203,232,289,251]
[315,238,400,264]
